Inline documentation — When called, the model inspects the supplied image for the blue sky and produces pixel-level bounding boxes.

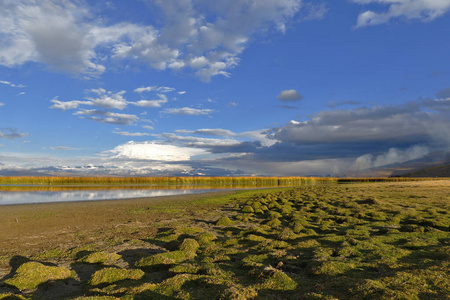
[1,0,449,176]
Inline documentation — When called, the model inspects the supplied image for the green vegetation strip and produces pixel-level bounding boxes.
[0,181,449,299]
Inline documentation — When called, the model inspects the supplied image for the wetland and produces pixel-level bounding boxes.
[0,179,448,299]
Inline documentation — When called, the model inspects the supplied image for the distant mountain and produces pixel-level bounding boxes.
[351,150,450,177]
[401,163,450,177]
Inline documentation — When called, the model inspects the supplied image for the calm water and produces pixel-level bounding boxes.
[0,188,223,205]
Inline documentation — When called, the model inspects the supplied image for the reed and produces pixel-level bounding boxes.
[0,176,339,186]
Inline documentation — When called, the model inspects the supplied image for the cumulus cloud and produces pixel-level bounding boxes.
[0,0,309,81]
[50,87,172,126]
[352,0,450,27]
[50,89,131,111]
[130,94,168,108]
[108,141,206,161]
[0,128,28,139]
[277,89,303,101]
[0,102,4,107]
[0,0,105,75]
[163,107,214,116]
[74,109,138,125]
[50,98,92,110]
[86,89,127,110]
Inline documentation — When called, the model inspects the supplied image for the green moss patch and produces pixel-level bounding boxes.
[78,251,122,264]
[216,216,235,226]
[4,261,72,290]
[89,267,144,285]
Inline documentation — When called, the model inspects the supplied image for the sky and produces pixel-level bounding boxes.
[0,0,449,177]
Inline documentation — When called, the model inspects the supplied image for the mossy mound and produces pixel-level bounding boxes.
[178,238,200,252]
[241,205,255,213]
[4,261,72,290]
[277,228,297,240]
[135,238,199,268]
[195,232,217,246]
[169,263,201,274]
[216,216,235,226]
[260,267,297,290]
[89,268,144,286]
[135,249,197,267]
[78,251,122,264]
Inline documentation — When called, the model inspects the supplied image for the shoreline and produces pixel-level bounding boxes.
[0,190,239,257]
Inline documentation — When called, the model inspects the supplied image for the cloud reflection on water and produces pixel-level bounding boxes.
[0,189,216,205]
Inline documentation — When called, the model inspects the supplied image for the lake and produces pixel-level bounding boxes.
[0,187,225,205]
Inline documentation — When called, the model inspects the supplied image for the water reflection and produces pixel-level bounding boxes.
[0,188,220,205]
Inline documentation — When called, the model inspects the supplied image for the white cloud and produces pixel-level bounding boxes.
[157,86,176,93]
[277,89,302,101]
[238,130,277,147]
[131,94,168,108]
[163,107,214,116]
[0,102,4,107]
[0,0,306,81]
[87,89,127,110]
[352,0,450,27]
[108,141,206,161]
[0,0,105,75]
[134,86,156,93]
[142,125,154,130]
[74,109,138,125]
[50,98,92,110]
[134,86,175,94]
[51,88,134,111]
[0,80,25,88]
